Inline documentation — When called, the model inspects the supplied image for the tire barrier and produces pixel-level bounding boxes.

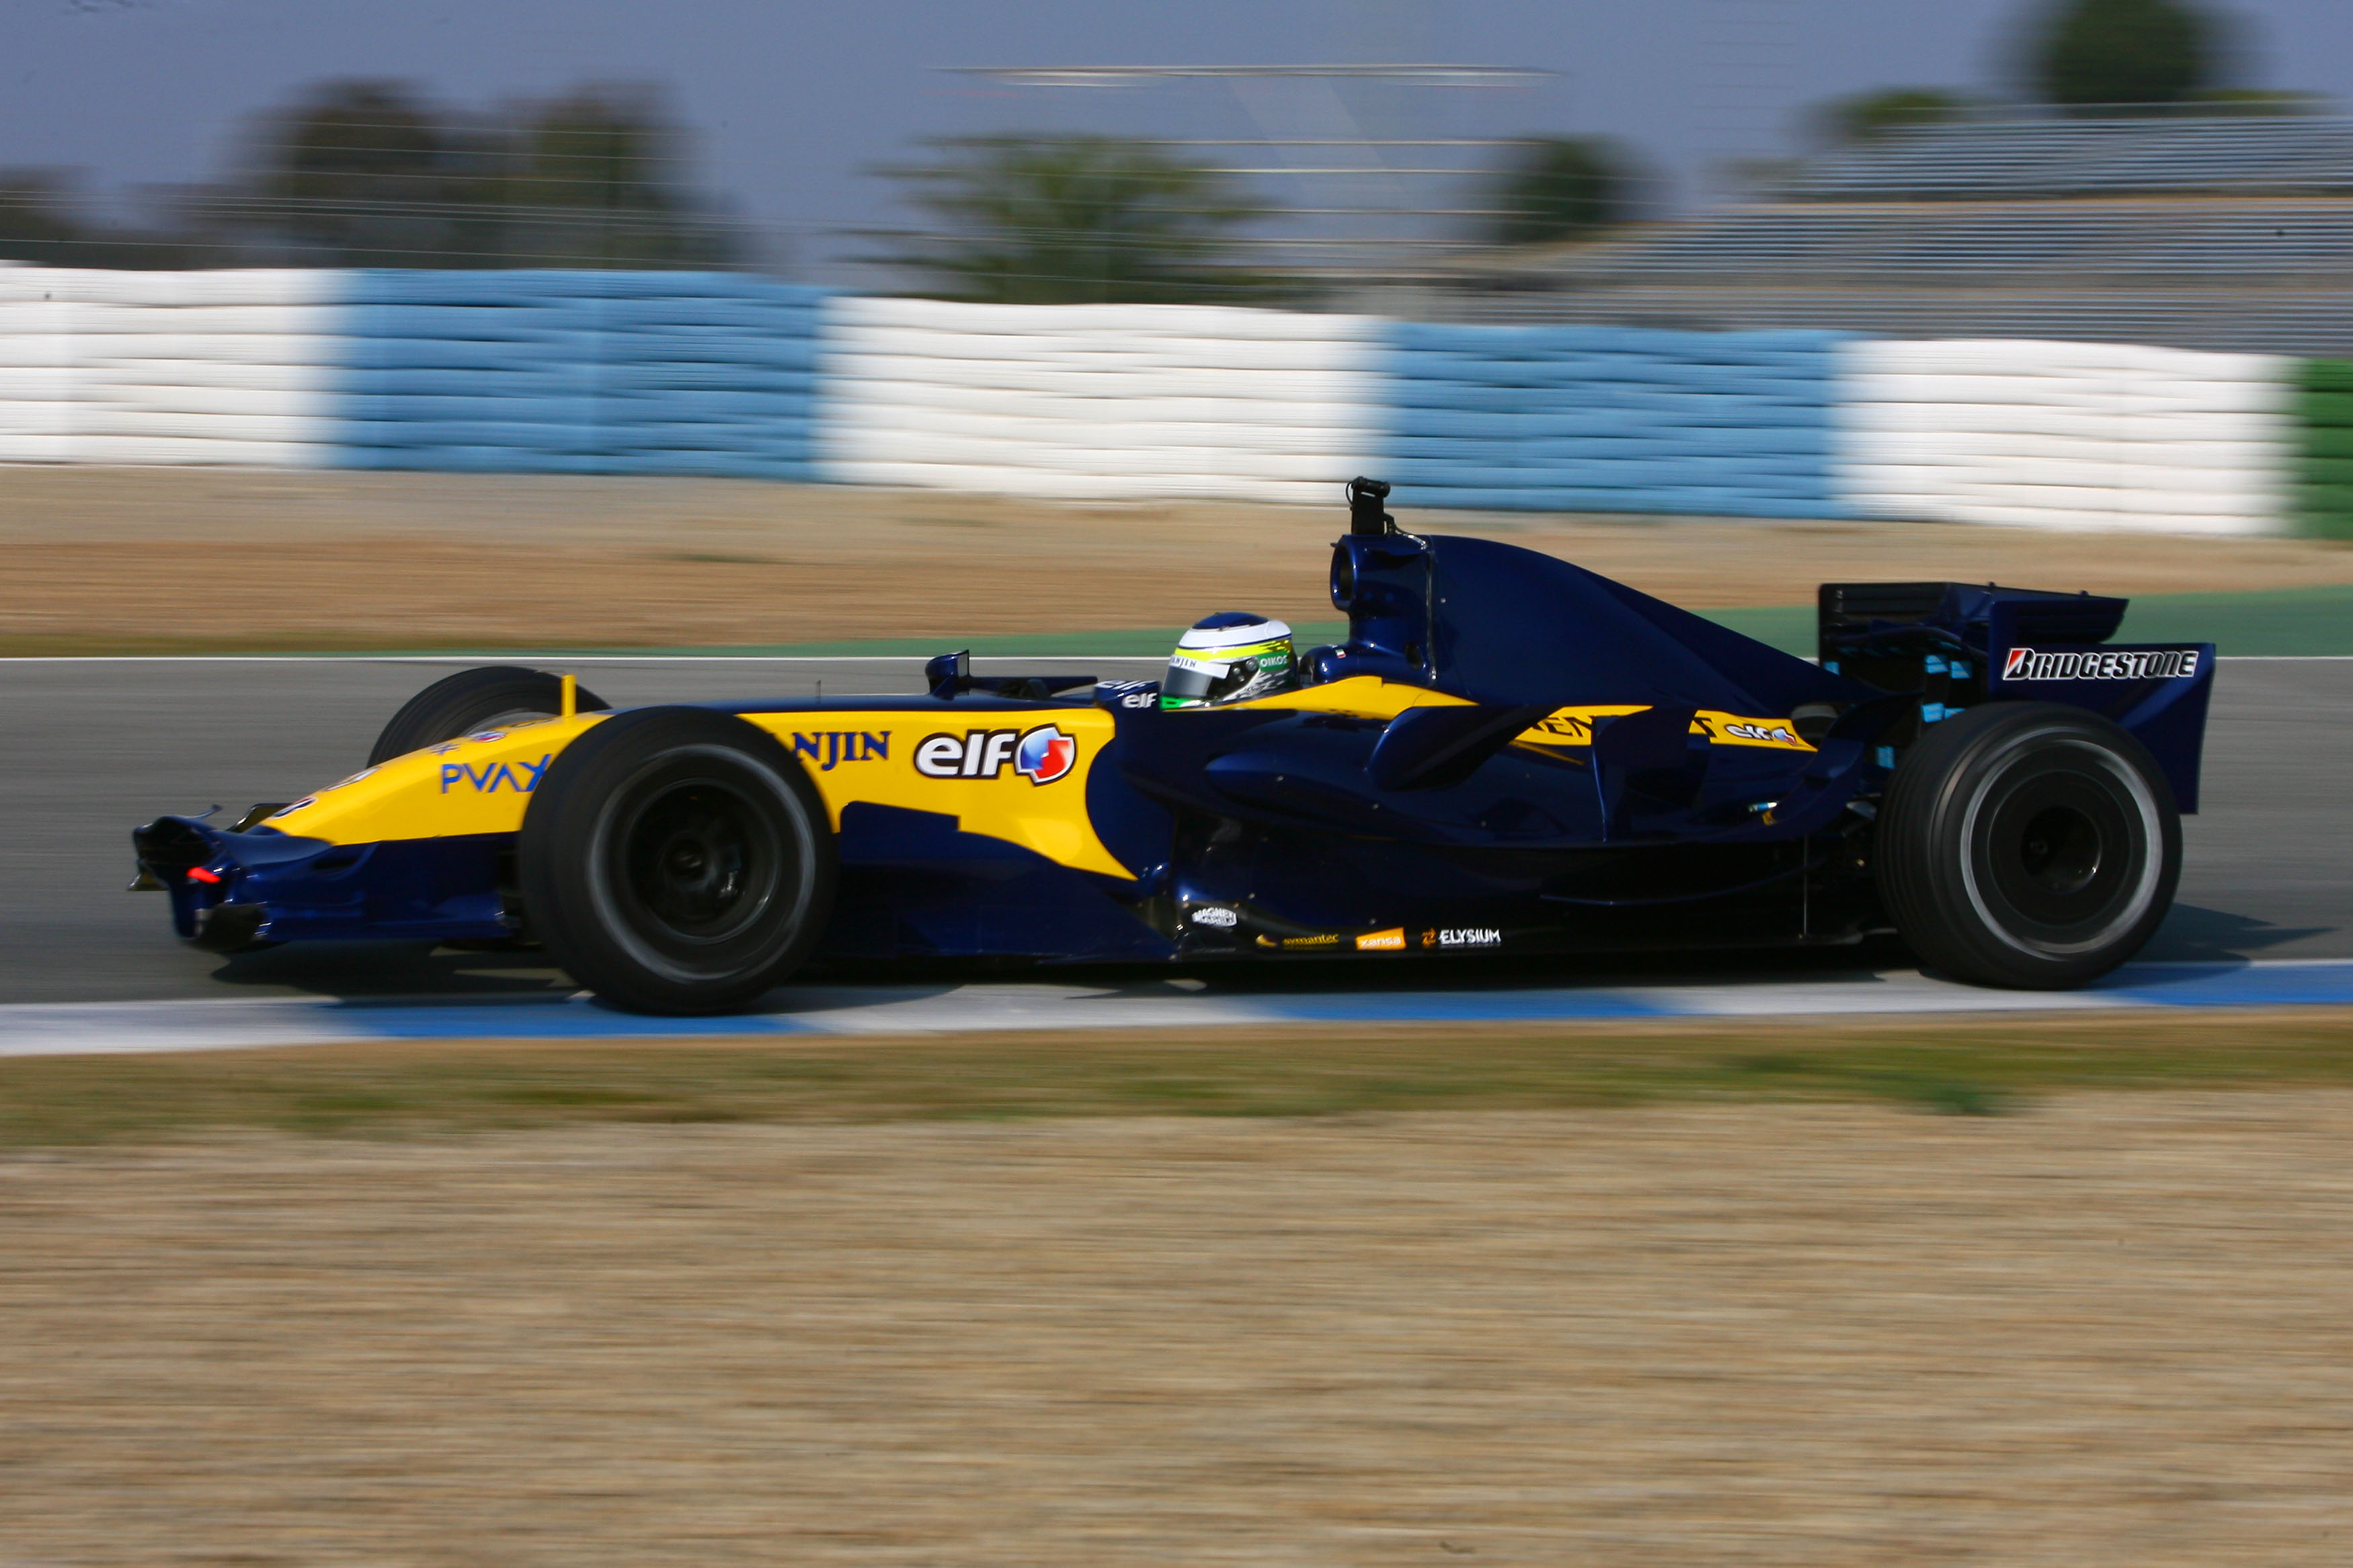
[332,270,825,478]
[0,263,2331,534]
[2293,359,2353,540]
[0,265,340,466]
[813,296,1385,504]
[1835,337,2293,536]
[1379,321,1850,519]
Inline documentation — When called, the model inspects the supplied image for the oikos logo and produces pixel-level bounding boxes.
[914,725,1078,785]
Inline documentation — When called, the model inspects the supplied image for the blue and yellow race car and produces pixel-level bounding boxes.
[132,479,2214,1013]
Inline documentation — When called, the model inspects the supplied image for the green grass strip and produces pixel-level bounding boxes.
[606,588,2353,661]
[1697,591,2353,659]
[1,1012,2348,1148]
[2108,582,2353,653]
[7,589,2350,663]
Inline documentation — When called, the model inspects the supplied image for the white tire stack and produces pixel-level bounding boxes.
[0,265,340,467]
[1835,337,2293,535]
[813,296,1386,505]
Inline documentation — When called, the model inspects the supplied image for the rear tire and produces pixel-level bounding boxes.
[1878,702,2180,989]
[368,666,609,767]
[517,708,836,1014]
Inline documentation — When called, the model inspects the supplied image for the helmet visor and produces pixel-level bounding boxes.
[1162,639,1294,708]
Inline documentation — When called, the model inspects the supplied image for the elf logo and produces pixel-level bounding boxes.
[2002,647,2200,682]
[914,724,1079,784]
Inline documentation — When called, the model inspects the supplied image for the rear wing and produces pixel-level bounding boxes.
[1818,581,2215,812]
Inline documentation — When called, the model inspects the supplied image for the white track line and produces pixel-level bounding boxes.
[3,961,2347,1061]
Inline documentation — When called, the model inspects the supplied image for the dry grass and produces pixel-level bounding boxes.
[3,466,2350,652]
[5,1077,2353,1563]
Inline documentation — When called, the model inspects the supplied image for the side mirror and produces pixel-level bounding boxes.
[924,650,972,700]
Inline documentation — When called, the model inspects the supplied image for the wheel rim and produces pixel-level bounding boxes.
[584,745,815,984]
[1989,783,2126,924]
[2015,803,2102,897]
[1960,735,2161,958]
[619,781,778,944]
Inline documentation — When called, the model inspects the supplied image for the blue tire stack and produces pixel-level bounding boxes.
[1380,323,1850,520]
[329,270,825,479]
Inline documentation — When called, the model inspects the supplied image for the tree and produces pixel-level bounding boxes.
[201,78,746,268]
[863,134,1275,304]
[0,169,194,267]
[500,85,742,267]
[1812,88,1976,145]
[1482,138,1642,249]
[226,79,484,265]
[2028,0,2219,112]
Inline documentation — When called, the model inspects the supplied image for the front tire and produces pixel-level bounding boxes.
[1878,702,2180,989]
[518,708,837,1014]
[368,666,610,767]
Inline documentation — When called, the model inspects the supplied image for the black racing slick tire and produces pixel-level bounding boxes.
[516,708,836,1015]
[1878,702,2180,990]
[368,666,610,767]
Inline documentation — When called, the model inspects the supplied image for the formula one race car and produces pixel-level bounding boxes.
[132,479,2214,1014]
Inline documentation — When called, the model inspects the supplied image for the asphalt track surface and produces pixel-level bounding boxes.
[2,656,2346,1019]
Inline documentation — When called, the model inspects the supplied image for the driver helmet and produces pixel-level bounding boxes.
[1160,613,1298,709]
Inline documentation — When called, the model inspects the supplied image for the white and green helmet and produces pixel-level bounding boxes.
[1160,613,1298,709]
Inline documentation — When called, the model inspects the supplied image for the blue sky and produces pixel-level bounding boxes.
[8,0,2350,279]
